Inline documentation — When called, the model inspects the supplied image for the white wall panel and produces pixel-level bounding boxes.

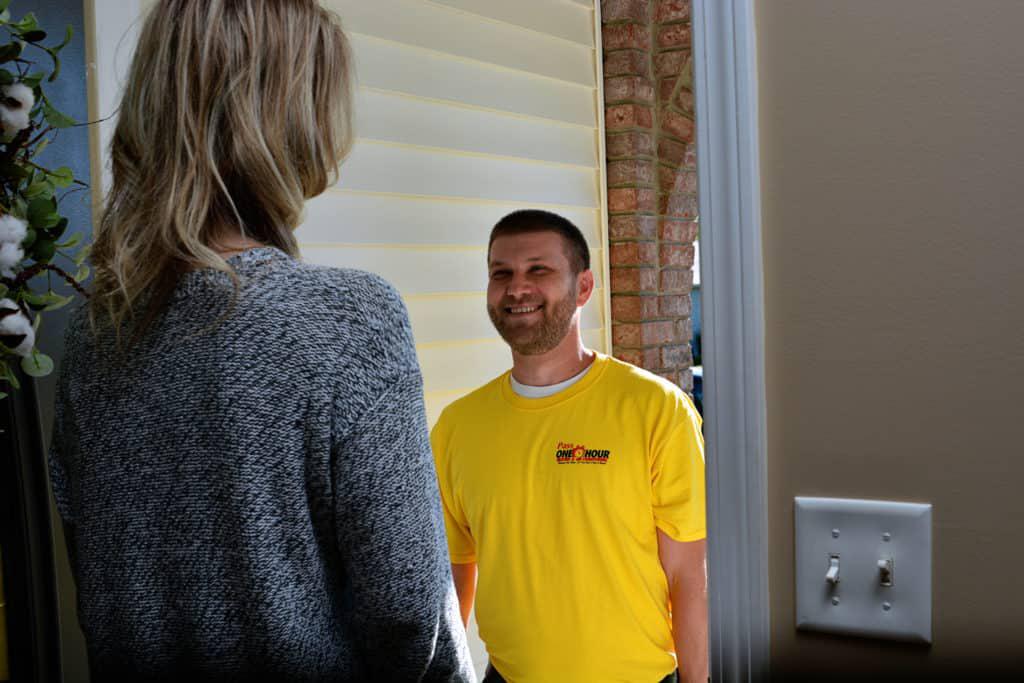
[337,142,599,206]
[355,89,597,167]
[350,35,596,125]
[299,193,602,247]
[429,0,594,47]
[333,0,594,85]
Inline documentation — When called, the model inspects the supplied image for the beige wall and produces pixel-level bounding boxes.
[757,0,1024,677]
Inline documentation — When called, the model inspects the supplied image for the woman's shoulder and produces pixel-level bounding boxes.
[282,260,418,375]
[287,259,408,328]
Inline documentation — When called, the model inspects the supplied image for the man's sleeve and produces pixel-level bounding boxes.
[651,396,707,542]
[430,411,478,564]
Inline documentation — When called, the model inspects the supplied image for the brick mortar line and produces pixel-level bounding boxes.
[663,105,695,119]
[611,322,693,327]
[654,46,693,54]
[656,130,693,146]
[605,99,658,107]
[604,127,657,135]
[656,160,696,171]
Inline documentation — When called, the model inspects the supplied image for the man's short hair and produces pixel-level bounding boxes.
[488,210,591,274]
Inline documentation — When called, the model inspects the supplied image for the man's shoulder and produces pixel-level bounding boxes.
[599,354,700,423]
[603,354,689,398]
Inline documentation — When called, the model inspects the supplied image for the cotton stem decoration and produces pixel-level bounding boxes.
[0,0,89,399]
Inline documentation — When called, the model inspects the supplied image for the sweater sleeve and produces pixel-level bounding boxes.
[331,275,475,682]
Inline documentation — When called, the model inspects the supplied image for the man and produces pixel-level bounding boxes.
[431,210,708,683]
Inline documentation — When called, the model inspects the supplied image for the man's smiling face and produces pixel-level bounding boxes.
[486,231,582,356]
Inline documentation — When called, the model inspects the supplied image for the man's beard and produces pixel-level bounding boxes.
[487,285,578,356]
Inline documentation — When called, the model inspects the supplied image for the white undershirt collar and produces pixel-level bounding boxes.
[509,363,593,399]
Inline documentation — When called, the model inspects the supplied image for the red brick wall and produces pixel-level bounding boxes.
[602,0,698,391]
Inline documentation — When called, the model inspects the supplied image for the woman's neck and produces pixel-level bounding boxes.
[213,232,267,258]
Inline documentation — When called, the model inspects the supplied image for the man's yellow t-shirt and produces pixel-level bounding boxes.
[431,353,706,683]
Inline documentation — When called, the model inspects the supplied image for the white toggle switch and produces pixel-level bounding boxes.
[794,497,932,643]
[825,555,840,585]
[878,558,894,587]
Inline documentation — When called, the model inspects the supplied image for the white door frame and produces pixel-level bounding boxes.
[692,1,771,680]
[84,0,144,207]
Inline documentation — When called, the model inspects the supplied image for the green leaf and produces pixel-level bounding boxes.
[49,166,74,188]
[0,68,13,84]
[20,29,45,42]
[0,284,7,298]
[74,263,90,281]
[0,392,8,400]
[0,0,10,14]
[42,101,75,128]
[21,351,53,378]
[27,196,58,228]
[31,239,56,262]
[0,42,21,63]
[55,24,73,51]
[56,232,81,249]
[42,293,72,311]
[11,13,39,33]
[21,290,49,308]
[21,227,36,249]
[23,290,69,311]
[25,179,53,199]
[21,71,44,88]
[72,244,91,266]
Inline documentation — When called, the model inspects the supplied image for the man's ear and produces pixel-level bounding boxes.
[576,269,595,307]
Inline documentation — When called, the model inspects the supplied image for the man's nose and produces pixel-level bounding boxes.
[505,272,533,299]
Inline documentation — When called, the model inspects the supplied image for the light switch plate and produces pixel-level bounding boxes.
[795,497,932,643]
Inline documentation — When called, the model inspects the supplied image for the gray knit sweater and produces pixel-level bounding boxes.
[48,247,475,682]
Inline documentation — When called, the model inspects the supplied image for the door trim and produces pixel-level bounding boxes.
[692,1,770,680]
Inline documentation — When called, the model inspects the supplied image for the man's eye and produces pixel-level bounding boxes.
[490,271,510,279]
[530,267,550,274]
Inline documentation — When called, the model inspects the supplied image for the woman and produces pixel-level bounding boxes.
[48,1,473,680]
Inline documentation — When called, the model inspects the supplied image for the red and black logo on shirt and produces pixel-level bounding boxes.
[554,441,611,465]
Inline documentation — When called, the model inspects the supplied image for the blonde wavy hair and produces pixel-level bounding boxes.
[91,0,354,341]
